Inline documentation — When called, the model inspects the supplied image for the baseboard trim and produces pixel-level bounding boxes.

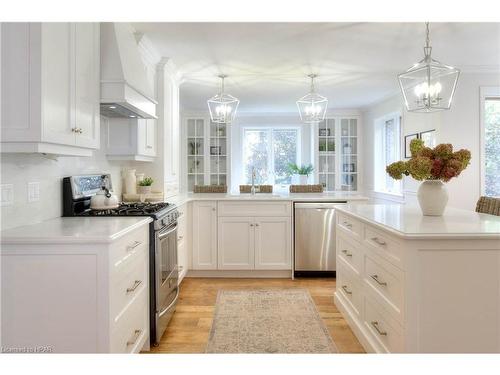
[186,270,292,278]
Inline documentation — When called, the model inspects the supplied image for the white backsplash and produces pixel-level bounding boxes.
[0,124,132,231]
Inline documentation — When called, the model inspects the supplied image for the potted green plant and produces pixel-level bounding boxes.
[137,177,154,194]
[386,139,471,216]
[287,163,314,185]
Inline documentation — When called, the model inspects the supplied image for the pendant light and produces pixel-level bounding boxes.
[296,74,328,123]
[207,74,240,124]
[398,22,460,113]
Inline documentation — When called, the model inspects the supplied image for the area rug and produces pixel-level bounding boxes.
[205,289,338,353]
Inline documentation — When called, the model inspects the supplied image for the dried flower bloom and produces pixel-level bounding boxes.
[430,158,444,178]
[410,138,425,157]
[433,143,454,160]
[420,147,434,158]
[453,149,472,170]
[386,161,408,180]
[407,156,433,181]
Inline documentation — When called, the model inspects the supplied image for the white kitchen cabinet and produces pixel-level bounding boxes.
[106,118,156,162]
[218,217,255,270]
[312,115,361,191]
[254,217,291,270]
[191,201,218,270]
[334,207,500,353]
[182,115,230,192]
[214,202,292,271]
[0,218,151,353]
[1,23,100,156]
[177,203,189,282]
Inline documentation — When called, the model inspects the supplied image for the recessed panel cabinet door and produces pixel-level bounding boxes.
[191,201,217,270]
[41,23,75,145]
[254,217,292,270]
[75,22,99,149]
[218,217,254,270]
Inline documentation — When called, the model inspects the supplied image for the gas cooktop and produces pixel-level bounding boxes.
[82,202,173,218]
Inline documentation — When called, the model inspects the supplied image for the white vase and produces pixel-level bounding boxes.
[417,180,449,216]
[124,169,137,195]
[299,175,308,185]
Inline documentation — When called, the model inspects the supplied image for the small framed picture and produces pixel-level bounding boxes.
[210,146,222,155]
[319,128,331,137]
[420,129,436,148]
[404,133,419,158]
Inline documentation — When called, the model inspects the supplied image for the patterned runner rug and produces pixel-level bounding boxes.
[206,289,338,353]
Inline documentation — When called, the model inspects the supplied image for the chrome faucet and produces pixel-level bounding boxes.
[251,167,257,195]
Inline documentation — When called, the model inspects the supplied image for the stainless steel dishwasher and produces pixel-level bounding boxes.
[294,202,346,277]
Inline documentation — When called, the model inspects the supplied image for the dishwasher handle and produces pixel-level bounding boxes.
[294,202,347,209]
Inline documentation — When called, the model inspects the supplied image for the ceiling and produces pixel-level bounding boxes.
[132,22,500,113]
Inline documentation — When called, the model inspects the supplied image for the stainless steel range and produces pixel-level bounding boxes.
[62,174,179,346]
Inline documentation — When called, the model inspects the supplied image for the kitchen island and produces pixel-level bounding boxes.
[334,203,500,353]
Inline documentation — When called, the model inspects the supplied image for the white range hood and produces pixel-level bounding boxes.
[100,23,157,119]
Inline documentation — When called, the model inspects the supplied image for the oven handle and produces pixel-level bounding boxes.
[158,223,178,240]
[158,288,180,318]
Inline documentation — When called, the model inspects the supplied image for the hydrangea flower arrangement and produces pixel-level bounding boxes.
[386,139,471,182]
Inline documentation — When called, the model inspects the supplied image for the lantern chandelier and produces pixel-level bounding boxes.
[207,74,240,124]
[398,22,460,113]
[296,74,328,123]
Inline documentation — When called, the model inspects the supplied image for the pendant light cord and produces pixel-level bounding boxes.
[424,22,432,59]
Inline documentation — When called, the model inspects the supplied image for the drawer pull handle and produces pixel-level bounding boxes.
[371,237,386,246]
[371,321,387,336]
[341,249,353,257]
[343,221,353,228]
[127,241,142,251]
[178,235,184,241]
[370,274,388,286]
[341,285,352,295]
[126,329,142,346]
[126,280,142,294]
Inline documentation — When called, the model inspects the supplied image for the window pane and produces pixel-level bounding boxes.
[243,130,269,184]
[384,119,399,193]
[273,129,298,185]
[485,98,500,197]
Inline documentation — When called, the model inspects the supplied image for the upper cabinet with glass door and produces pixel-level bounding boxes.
[313,116,360,192]
[184,116,230,192]
[340,118,358,191]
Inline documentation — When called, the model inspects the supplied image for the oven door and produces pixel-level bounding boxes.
[155,223,179,344]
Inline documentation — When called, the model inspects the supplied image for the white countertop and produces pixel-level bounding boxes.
[0,217,152,245]
[169,192,368,206]
[336,203,500,240]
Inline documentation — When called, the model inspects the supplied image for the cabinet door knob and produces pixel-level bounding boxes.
[255,223,259,227]
[250,224,254,227]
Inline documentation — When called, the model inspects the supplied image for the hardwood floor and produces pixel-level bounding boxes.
[148,277,365,354]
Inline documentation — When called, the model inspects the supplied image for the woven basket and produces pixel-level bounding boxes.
[239,185,273,194]
[475,196,500,216]
[289,184,324,193]
[193,185,228,193]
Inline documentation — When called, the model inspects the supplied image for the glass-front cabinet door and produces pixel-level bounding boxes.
[340,118,358,191]
[187,118,205,192]
[184,115,231,192]
[314,116,360,192]
[317,119,336,191]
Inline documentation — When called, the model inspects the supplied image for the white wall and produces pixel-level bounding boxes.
[362,72,500,210]
[0,119,132,230]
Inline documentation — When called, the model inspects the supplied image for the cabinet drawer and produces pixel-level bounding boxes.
[218,201,291,217]
[110,226,149,270]
[364,296,404,353]
[337,213,362,241]
[110,247,148,322]
[337,233,362,275]
[110,287,148,353]
[364,225,403,267]
[336,263,363,318]
[364,252,404,322]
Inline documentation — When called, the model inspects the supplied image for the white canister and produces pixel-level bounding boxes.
[124,169,137,194]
